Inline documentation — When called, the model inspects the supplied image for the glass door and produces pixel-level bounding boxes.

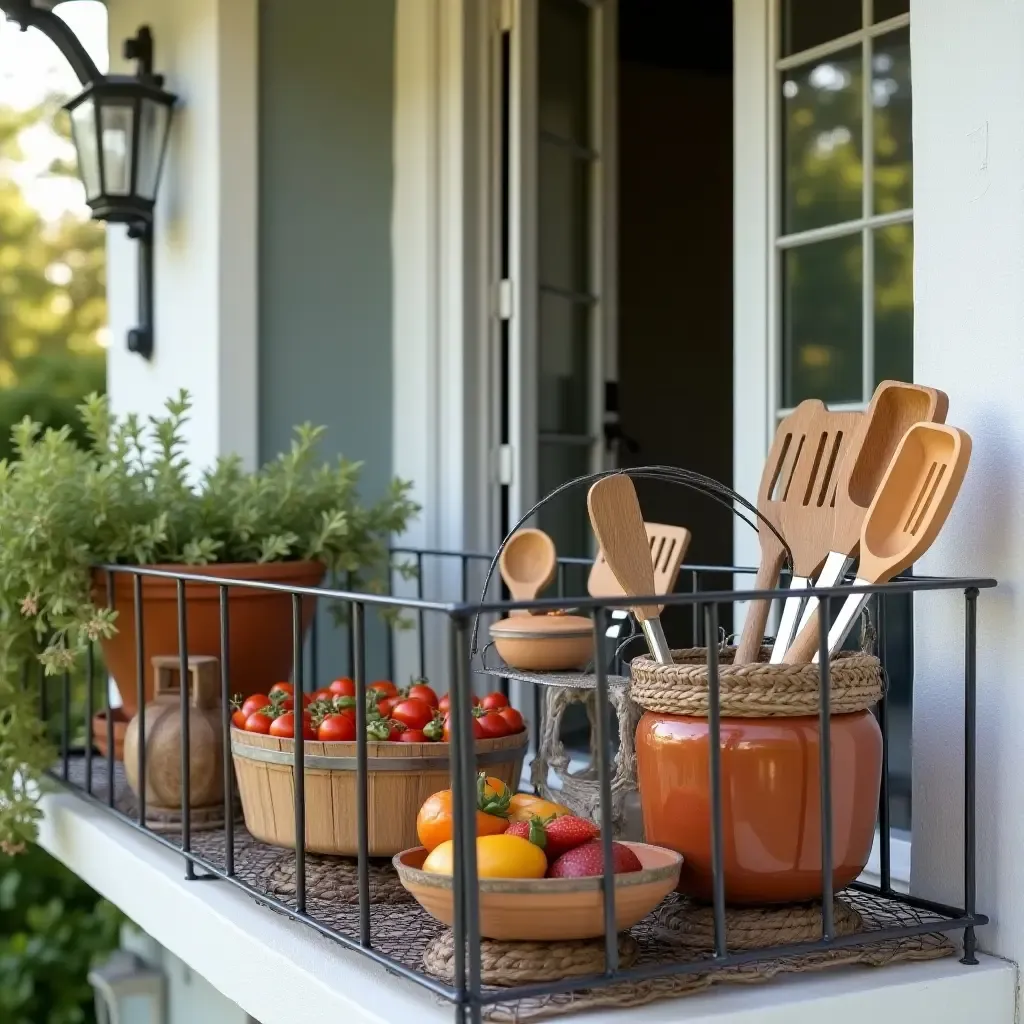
[503,0,616,595]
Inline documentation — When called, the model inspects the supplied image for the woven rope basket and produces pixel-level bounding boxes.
[630,647,883,718]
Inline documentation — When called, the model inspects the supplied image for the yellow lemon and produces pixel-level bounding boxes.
[422,834,547,879]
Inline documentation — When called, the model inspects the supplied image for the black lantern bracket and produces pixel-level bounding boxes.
[1,4,178,361]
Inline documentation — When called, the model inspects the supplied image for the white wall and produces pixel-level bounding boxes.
[911,0,1024,974]
[106,0,258,470]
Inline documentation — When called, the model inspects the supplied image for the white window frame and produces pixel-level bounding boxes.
[734,0,913,888]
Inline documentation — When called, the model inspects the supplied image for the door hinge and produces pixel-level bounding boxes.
[496,279,513,320]
[496,444,515,485]
[498,0,514,33]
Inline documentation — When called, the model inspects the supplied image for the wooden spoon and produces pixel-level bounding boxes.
[587,475,673,664]
[784,422,972,664]
[791,380,949,641]
[734,401,817,664]
[768,405,862,663]
[499,528,557,616]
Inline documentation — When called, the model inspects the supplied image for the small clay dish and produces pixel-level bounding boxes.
[394,841,682,941]
[489,613,593,672]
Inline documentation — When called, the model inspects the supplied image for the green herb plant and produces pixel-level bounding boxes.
[0,390,417,850]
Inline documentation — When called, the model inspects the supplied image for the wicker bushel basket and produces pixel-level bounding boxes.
[232,728,529,857]
[630,647,884,904]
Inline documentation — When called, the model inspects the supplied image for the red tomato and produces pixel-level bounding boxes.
[407,683,439,709]
[438,693,480,715]
[477,709,511,738]
[241,694,271,718]
[398,728,428,743]
[377,697,399,717]
[369,680,399,698]
[311,687,334,702]
[270,682,294,697]
[269,711,316,740]
[329,678,356,697]
[231,709,247,729]
[244,711,271,734]
[442,713,486,742]
[390,698,434,731]
[481,691,509,710]
[498,706,524,733]
[318,713,356,742]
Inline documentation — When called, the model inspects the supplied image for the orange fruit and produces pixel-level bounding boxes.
[416,776,511,852]
[506,793,572,823]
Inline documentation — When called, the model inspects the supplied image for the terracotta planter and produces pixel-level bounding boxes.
[91,707,130,761]
[635,709,882,904]
[92,561,324,721]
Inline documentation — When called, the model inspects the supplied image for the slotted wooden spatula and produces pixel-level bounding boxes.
[784,422,972,664]
[588,522,691,606]
[734,400,816,664]
[768,404,862,662]
[792,380,949,640]
[587,475,673,664]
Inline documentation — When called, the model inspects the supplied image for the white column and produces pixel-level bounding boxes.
[911,0,1024,971]
[106,0,258,470]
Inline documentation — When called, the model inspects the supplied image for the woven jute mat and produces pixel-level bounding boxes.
[630,648,884,717]
[62,758,955,1024]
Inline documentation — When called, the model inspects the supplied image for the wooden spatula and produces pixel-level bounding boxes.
[734,401,818,664]
[784,422,972,664]
[768,405,862,663]
[587,475,673,664]
[791,380,949,640]
[588,522,691,606]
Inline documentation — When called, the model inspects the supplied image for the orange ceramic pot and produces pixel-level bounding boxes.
[635,709,882,904]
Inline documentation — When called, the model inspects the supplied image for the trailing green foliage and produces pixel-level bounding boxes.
[0,390,418,848]
[0,843,124,1024]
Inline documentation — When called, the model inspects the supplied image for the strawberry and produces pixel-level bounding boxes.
[504,816,548,849]
[543,815,600,860]
[547,839,642,879]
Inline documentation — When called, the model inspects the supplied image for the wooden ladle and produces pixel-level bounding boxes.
[499,528,557,615]
[784,422,972,664]
[790,380,949,643]
[587,475,673,664]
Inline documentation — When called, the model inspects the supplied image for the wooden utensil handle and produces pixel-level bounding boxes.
[781,609,823,665]
[734,549,785,665]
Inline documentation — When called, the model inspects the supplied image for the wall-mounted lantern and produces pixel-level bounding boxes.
[1,2,178,360]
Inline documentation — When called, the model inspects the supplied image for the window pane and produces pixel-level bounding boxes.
[539,0,590,143]
[783,234,863,406]
[782,48,863,234]
[873,28,912,214]
[69,100,101,200]
[873,222,913,385]
[782,0,861,57]
[874,0,909,22]
[539,293,590,434]
[539,141,590,293]
[100,100,134,196]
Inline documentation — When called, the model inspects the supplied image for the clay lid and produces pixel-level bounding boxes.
[489,614,593,639]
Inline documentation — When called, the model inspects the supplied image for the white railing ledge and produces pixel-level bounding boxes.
[37,788,1015,1024]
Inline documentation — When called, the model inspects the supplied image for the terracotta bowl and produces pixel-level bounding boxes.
[394,841,682,941]
[636,710,883,904]
[489,614,593,672]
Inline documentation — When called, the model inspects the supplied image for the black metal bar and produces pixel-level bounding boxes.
[450,613,481,1020]
[309,596,319,693]
[692,571,700,645]
[818,598,835,940]
[346,571,355,680]
[416,553,426,679]
[875,594,891,892]
[558,562,567,597]
[105,571,115,807]
[176,577,193,879]
[705,604,727,957]
[962,588,979,965]
[60,672,70,781]
[461,554,469,604]
[219,586,234,876]
[85,645,94,795]
[592,609,618,974]
[353,601,371,947]
[133,573,146,827]
[291,594,306,914]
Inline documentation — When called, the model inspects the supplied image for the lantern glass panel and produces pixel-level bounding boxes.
[135,97,171,201]
[100,98,135,196]
[69,99,101,200]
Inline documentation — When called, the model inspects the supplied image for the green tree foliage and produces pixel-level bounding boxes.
[0,98,115,1024]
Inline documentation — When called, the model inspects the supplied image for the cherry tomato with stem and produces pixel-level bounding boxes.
[318,713,356,742]
[476,709,512,738]
[269,682,294,697]
[407,683,439,708]
[480,691,509,711]
[311,687,335,703]
[442,713,486,742]
[390,698,434,731]
[231,709,247,729]
[244,711,272,734]
[269,711,316,740]
[398,728,428,743]
[241,694,271,719]
[329,678,356,698]
[369,680,399,698]
[497,706,525,733]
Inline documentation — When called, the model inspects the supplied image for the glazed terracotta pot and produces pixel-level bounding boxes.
[92,561,324,722]
[635,709,882,904]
